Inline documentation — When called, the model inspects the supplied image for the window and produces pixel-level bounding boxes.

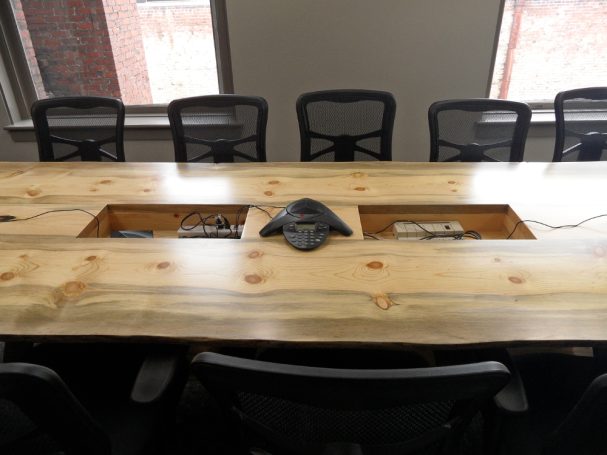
[490,0,607,104]
[2,0,231,114]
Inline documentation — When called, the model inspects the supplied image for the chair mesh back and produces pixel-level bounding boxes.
[554,88,607,162]
[238,391,453,447]
[297,90,396,162]
[428,99,531,162]
[0,398,63,455]
[193,353,510,455]
[31,97,125,162]
[168,95,268,163]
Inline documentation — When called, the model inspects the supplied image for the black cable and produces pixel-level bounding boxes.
[506,214,607,239]
[0,208,100,238]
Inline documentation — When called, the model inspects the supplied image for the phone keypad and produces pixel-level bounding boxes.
[283,222,330,250]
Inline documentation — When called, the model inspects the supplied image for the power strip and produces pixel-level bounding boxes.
[393,221,464,240]
[178,224,244,238]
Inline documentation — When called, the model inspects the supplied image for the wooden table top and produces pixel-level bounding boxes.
[1,161,607,348]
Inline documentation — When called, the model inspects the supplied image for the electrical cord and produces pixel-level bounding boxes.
[180,205,286,239]
[0,208,100,238]
[506,214,607,239]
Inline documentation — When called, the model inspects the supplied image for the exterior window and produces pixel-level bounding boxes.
[490,0,607,104]
[8,0,222,106]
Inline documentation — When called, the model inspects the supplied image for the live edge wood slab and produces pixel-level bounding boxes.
[1,161,607,348]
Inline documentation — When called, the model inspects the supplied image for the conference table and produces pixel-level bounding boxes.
[1,160,607,349]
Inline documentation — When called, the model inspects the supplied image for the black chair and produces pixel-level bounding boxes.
[192,352,510,455]
[296,89,396,162]
[428,99,531,162]
[0,360,183,455]
[31,96,125,162]
[553,87,607,162]
[498,352,607,455]
[168,95,268,163]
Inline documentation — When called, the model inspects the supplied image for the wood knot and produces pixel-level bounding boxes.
[89,188,98,192]
[264,191,274,196]
[1,272,15,281]
[494,257,501,263]
[26,188,41,197]
[248,250,263,259]
[63,281,86,296]
[85,255,97,262]
[448,180,456,184]
[373,293,395,310]
[245,274,262,284]
[99,179,112,184]
[366,261,383,270]
[508,276,524,284]
[157,261,171,270]
[354,186,367,192]
[268,180,280,185]
[352,172,366,178]
[143,189,151,193]
[451,189,458,193]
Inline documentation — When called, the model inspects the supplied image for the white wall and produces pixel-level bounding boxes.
[227,0,506,161]
[0,0,554,162]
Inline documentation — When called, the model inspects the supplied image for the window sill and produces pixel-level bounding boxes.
[5,114,173,142]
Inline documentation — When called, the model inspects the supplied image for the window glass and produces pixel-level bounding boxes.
[490,0,607,103]
[9,0,218,105]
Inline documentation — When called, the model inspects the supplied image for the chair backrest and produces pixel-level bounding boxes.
[31,96,125,162]
[0,363,110,455]
[296,89,396,162]
[553,87,607,162]
[192,352,510,455]
[428,99,531,162]
[543,373,607,455]
[167,95,268,163]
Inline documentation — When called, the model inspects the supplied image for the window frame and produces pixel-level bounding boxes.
[0,0,233,121]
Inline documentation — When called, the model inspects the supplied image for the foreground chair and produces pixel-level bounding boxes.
[31,96,125,162]
[428,99,531,162]
[192,352,510,454]
[0,361,183,455]
[168,95,268,163]
[297,89,396,161]
[553,87,607,162]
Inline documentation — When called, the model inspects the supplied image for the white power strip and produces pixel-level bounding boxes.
[393,221,464,240]
[178,224,244,238]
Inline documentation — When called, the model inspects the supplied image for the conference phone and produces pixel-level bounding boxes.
[259,198,353,250]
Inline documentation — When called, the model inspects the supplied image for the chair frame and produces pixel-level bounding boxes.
[167,95,268,163]
[0,362,111,455]
[31,96,125,162]
[428,99,531,162]
[553,87,607,162]
[296,89,396,162]
[192,352,510,455]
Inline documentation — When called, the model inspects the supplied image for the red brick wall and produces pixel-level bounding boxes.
[137,2,217,103]
[16,0,151,104]
[103,0,152,104]
[492,0,607,101]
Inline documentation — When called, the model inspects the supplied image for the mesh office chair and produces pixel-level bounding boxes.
[168,95,268,163]
[428,99,531,162]
[31,96,125,162]
[296,90,396,162]
[0,362,181,455]
[553,87,607,162]
[192,352,510,455]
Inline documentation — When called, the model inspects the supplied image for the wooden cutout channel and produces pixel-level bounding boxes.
[78,204,534,240]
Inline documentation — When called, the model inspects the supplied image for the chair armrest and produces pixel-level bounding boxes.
[494,359,528,414]
[130,345,187,404]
